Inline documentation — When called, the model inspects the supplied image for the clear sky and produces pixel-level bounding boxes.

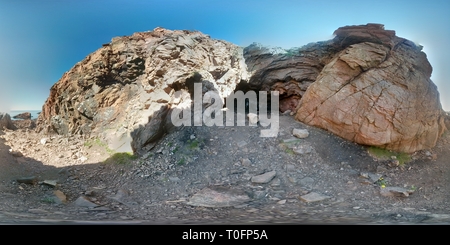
[0,0,449,112]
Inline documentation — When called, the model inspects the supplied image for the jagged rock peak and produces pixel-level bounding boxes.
[36,27,249,154]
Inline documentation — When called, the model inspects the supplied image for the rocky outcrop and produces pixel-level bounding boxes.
[12,112,31,120]
[0,113,15,130]
[295,24,445,153]
[36,27,249,154]
[245,24,445,153]
[36,24,446,154]
[243,41,340,113]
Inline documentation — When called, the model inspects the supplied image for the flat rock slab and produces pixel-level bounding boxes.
[16,176,38,185]
[380,187,415,197]
[42,180,58,187]
[74,196,98,208]
[299,192,331,203]
[251,170,276,184]
[187,186,251,208]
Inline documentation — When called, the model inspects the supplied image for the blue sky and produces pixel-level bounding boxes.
[0,0,449,112]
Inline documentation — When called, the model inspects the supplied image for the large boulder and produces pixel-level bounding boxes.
[36,27,249,154]
[243,24,445,153]
[0,113,15,130]
[295,24,446,153]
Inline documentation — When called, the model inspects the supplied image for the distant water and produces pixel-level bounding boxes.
[9,110,41,120]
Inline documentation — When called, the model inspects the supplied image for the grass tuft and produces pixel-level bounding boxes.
[367,146,412,165]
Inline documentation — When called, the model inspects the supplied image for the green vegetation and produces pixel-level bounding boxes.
[84,138,137,165]
[171,146,179,154]
[177,158,186,166]
[103,152,138,165]
[84,137,115,155]
[187,139,201,150]
[367,146,412,166]
[284,147,295,155]
[375,177,388,187]
[83,141,93,147]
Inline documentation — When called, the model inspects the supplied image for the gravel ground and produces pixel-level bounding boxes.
[1,114,449,224]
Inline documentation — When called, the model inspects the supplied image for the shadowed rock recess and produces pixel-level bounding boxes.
[36,24,447,154]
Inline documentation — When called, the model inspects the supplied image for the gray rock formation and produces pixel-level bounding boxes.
[0,113,15,130]
[12,112,31,120]
[36,27,249,154]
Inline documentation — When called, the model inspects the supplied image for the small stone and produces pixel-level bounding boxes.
[270,178,281,187]
[251,171,276,184]
[368,173,382,183]
[293,145,313,155]
[390,160,400,167]
[298,177,315,187]
[241,158,251,166]
[237,141,248,147]
[293,128,309,139]
[277,199,287,205]
[40,138,48,145]
[42,180,58,187]
[169,177,181,183]
[190,134,196,140]
[299,192,331,203]
[54,190,67,204]
[359,172,369,178]
[253,191,266,199]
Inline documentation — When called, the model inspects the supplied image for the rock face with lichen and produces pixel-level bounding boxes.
[36,27,249,154]
[36,24,446,154]
[245,24,446,153]
[295,24,446,153]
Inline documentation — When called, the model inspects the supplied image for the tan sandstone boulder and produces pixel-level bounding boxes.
[296,24,446,153]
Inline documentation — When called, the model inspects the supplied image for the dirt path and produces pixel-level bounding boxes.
[1,115,449,224]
